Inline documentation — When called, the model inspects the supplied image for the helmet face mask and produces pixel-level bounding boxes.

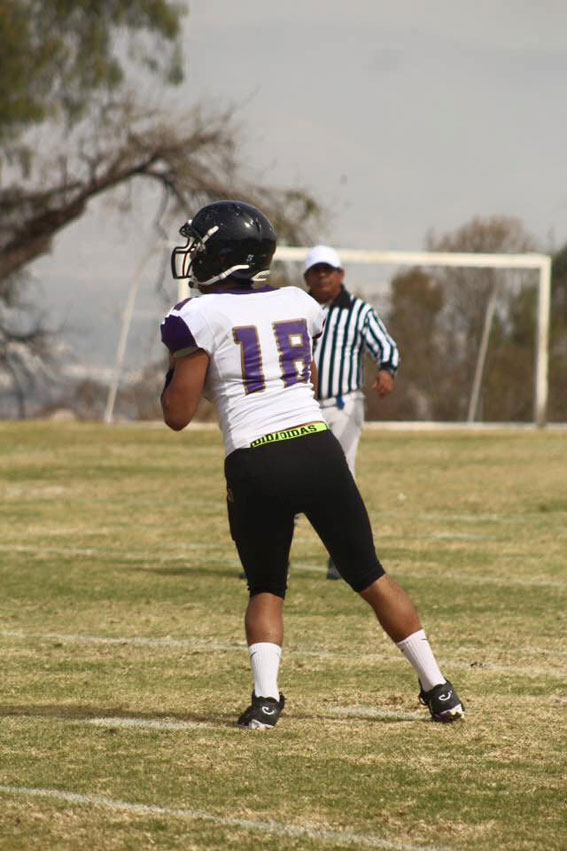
[170,201,276,287]
[171,223,213,281]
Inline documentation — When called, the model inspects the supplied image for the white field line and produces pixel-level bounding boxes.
[97,419,567,432]
[397,571,567,590]
[0,785,449,851]
[13,707,421,732]
[0,630,242,652]
[362,421,567,432]
[1,630,565,678]
[86,708,423,727]
[88,717,213,731]
[289,563,567,589]
[0,543,222,560]
[429,532,495,540]
[411,512,563,522]
[2,543,565,589]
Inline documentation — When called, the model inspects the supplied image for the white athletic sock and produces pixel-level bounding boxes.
[396,629,445,692]
[248,642,281,700]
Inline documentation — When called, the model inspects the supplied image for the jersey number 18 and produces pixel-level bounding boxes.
[233,320,311,395]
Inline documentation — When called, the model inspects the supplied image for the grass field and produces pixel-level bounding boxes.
[1,421,566,851]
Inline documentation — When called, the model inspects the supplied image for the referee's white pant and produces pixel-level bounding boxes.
[320,391,365,479]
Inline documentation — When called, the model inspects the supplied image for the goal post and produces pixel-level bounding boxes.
[104,244,552,427]
[275,247,552,428]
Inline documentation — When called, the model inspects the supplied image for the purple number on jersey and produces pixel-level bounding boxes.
[233,320,312,393]
[273,319,311,387]
[233,326,266,394]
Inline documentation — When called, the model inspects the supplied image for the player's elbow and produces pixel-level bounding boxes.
[161,395,196,431]
[162,405,193,431]
[164,415,189,432]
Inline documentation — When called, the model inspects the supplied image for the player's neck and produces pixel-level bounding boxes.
[199,278,254,295]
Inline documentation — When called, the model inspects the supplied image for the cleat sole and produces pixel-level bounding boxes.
[238,719,274,731]
[433,704,465,723]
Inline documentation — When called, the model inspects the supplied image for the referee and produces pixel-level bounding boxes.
[304,245,400,579]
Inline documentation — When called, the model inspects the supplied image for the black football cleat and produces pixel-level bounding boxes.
[419,680,464,723]
[237,692,285,730]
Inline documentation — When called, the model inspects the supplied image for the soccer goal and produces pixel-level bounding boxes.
[275,247,552,428]
[104,244,552,427]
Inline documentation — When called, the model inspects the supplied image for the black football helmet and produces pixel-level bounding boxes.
[171,200,277,287]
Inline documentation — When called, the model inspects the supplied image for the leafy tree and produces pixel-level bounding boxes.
[1,0,184,143]
[0,1,322,416]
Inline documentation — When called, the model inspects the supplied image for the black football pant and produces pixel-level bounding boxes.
[225,429,384,598]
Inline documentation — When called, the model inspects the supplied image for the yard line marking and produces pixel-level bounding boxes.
[395,571,567,590]
[88,717,213,731]
[1,630,565,677]
[290,563,567,588]
[0,785,449,851]
[7,711,421,731]
[0,630,243,652]
[2,544,564,589]
[0,714,225,733]
[0,543,223,560]
[88,709,423,726]
[430,532,494,540]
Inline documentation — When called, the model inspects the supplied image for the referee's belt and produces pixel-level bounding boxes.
[319,390,364,410]
[250,421,328,448]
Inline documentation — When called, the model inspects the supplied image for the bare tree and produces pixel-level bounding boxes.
[0,2,323,416]
[1,102,320,282]
[427,216,538,421]
[383,216,540,422]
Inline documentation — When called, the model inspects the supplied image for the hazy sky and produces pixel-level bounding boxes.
[34,0,567,372]
[187,0,567,249]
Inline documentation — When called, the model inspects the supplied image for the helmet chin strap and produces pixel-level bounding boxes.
[191,266,272,288]
[191,264,251,287]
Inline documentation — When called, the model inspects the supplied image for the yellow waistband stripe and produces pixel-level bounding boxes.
[250,422,328,448]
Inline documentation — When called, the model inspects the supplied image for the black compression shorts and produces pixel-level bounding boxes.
[225,428,385,598]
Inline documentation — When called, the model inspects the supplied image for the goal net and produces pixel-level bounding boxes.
[274,247,552,428]
[103,245,551,427]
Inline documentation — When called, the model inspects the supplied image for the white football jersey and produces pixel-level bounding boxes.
[160,286,326,455]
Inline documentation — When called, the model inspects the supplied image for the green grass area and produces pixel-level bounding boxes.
[1,422,566,850]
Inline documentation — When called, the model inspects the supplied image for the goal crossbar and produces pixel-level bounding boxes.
[275,247,552,428]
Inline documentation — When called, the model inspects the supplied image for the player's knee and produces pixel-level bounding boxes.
[248,581,287,600]
[336,559,385,593]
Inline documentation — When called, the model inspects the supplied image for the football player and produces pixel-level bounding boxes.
[160,200,464,729]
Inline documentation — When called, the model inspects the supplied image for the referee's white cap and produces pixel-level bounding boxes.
[303,245,342,274]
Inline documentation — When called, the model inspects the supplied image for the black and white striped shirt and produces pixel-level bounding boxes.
[313,286,400,404]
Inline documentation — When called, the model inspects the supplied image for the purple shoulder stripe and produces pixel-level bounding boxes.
[174,297,193,311]
[160,313,198,353]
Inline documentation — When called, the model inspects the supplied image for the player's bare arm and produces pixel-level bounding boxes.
[161,349,210,431]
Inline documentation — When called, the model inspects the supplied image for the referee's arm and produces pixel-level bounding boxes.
[362,306,400,398]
